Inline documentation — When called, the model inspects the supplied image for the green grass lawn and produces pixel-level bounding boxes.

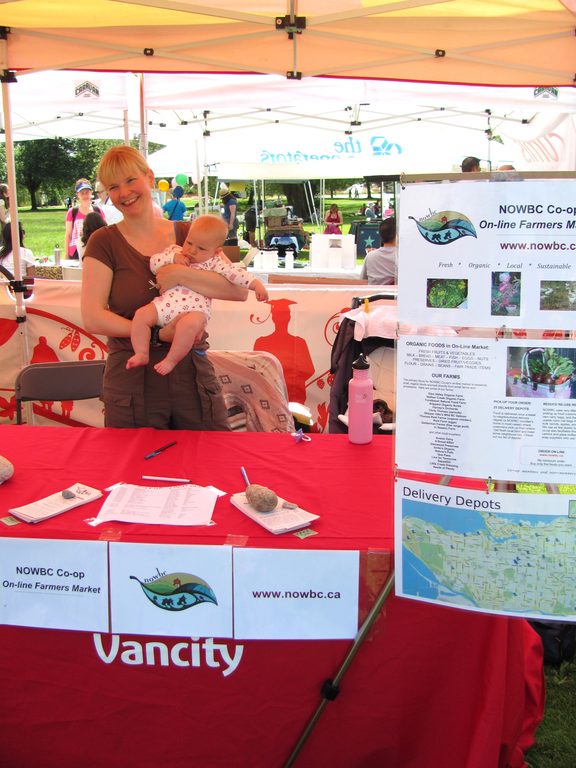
[18,207,69,261]
[527,658,576,768]
[14,196,373,261]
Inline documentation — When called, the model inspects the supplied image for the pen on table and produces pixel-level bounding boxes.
[144,441,177,460]
[240,466,250,486]
[142,475,190,484]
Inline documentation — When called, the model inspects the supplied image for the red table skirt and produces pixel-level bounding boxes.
[0,596,544,768]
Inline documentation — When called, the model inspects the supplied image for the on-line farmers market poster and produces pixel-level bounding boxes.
[397,179,576,329]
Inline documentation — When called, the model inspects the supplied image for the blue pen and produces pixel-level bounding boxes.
[240,466,250,486]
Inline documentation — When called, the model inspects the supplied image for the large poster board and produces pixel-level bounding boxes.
[395,478,576,620]
[394,177,576,619]
[398,179,576,330]
[395,335,576,481]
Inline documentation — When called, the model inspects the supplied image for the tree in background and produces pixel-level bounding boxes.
[14,138,126,210]
[15,138,77,210]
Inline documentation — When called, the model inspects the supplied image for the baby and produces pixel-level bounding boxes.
[128,214,268,375]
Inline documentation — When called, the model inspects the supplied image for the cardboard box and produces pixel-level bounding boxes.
[264,215,285,228]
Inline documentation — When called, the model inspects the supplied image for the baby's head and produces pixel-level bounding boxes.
[183,215,228,263]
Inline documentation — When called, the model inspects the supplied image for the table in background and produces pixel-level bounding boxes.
[0,426,543,768]
[248,264,364,283]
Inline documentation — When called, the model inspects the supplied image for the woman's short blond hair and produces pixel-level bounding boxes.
[98,145,151,188]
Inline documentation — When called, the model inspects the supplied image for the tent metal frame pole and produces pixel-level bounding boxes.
[138,73,147,157]
[1,78,30,369]
[283,571,395,768]
[123,108,130,145]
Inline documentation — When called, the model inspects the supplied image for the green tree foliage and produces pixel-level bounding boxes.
[15,138,77,210]
[13,138,127,210]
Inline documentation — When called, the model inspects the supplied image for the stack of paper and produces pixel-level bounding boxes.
[9,483,103,524]
[230,492,319,534]
[93,483,218,526]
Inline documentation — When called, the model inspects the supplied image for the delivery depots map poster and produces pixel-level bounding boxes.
[397,179,576,329]
[395,478,576,621]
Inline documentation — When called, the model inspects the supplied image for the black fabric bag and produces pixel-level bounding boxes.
[529,621,576,667]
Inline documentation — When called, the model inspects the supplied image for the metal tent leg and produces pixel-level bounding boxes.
[283,571,395,768]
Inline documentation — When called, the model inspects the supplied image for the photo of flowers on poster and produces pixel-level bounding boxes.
[491,271,521,316]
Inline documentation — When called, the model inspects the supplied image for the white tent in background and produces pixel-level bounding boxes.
[0,70,139,141]
[143,75,576,176]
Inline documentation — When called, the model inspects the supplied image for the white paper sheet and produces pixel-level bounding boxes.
[93,484,217,526]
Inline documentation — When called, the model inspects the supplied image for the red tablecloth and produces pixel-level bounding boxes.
[0,427,544,768]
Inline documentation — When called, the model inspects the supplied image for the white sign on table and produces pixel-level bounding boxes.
[0,538,109,631]
[109,542,234,638]
[233,548,360,639]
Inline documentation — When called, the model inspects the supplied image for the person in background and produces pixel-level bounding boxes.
[360,216,397,285]
[0,221,35,277]
[81,145,248,430]
[0,184,10,224]
[323,203,343,234]
[461,156,481,172]
[94,179,123,224]
[220,184,239,245]
[65,179,105,259]
[244,205,257,245]
[76,211,107,260]
[162,185,187,221]
[364,202,376,220]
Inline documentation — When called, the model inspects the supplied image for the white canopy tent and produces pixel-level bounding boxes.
[143,75,576,179]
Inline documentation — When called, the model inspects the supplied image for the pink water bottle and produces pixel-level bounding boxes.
[348,353,373,444]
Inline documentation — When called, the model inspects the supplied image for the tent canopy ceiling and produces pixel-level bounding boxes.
[2,69,574,174]
[2,1,576,86]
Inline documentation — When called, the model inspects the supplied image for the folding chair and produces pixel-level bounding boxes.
[14,360,106,425]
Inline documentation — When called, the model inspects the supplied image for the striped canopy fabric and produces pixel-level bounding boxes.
[1,0,575,85]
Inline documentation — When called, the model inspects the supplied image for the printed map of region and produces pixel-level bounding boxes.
[401,498,576,619]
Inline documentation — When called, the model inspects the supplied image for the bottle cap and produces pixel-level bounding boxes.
[352,353,370,371]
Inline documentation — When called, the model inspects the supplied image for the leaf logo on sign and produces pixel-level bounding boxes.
[409,211,477,245]
[130,572,218,612]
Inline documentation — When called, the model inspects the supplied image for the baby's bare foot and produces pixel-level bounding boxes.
[126,353,149,370]
[154,358,177,376]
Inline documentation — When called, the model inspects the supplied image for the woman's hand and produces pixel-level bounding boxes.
[155,263,188,293]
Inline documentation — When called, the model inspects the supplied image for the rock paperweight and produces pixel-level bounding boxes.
[0,456,14,484]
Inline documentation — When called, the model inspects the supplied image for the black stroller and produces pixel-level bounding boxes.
[328,293,396,434]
